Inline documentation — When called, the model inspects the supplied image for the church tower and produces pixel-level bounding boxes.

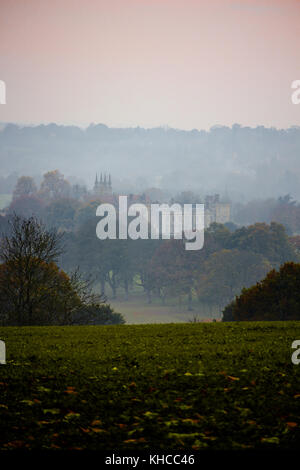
[94,173,99,192]
[93,172,112,197]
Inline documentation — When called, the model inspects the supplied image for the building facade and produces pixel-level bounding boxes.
[204,194,231,227]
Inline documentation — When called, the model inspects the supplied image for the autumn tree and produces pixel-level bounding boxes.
[12,176,37,200]
[44,198,78,231]
[8,195,45,219]
[149,239,198,310]
[74,200,101,228]
[196,249,271,310]
[0,214,121,325]
[72,214,135,300]
[271,200,300,235]
[71,216,111,297]
[0,258,82,325]
[226,222,298,267]
[39,170,71,201]
[222,262,300,321]
[129,238,159,304]
[0,214,64,323]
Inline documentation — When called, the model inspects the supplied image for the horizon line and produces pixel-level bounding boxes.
[1,121,299,133]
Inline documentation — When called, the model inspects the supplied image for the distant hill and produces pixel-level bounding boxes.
[1,123,300,200]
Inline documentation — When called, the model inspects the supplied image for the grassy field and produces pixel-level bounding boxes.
[109,298,219,324]
[107,288,222,323]
[0,322,299,451]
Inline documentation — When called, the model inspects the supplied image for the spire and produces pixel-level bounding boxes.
[95,173,98,188]
[100,173,103,183]
[109,174,111,187]
[104,174,107,186]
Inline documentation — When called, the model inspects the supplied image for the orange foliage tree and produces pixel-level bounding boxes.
[0,258,81,325]
[222,262,300,321]
[0,214,119,325]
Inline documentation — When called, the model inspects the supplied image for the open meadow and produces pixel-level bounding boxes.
[0,321,299,451]
[109,298,220,324]
[106,284,222,324]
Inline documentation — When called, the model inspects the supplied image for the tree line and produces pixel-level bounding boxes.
[61,214,298,314]
[1,172,300,320]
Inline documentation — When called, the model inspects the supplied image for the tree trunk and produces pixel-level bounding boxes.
[124,279,129,301]
[112,285,117,299]
[187,289,193,311]
[100,279,106,296]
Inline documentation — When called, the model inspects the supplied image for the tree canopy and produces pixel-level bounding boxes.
[0,214,123,325]
[222,262,300,321]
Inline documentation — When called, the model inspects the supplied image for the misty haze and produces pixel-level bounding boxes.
[1,122,300,200]
[1,0,300,455]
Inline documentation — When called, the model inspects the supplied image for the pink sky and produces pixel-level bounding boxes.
[0,0,299,130]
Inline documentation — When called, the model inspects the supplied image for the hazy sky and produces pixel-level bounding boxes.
[0,0,299,130]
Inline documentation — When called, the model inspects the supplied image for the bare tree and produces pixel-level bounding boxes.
[0,214,65,325]
[0,213,63,265]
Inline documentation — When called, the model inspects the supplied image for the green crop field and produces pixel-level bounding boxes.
[0,322,299,451]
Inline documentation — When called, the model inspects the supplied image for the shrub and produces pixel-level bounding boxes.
[222,262,300,321]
